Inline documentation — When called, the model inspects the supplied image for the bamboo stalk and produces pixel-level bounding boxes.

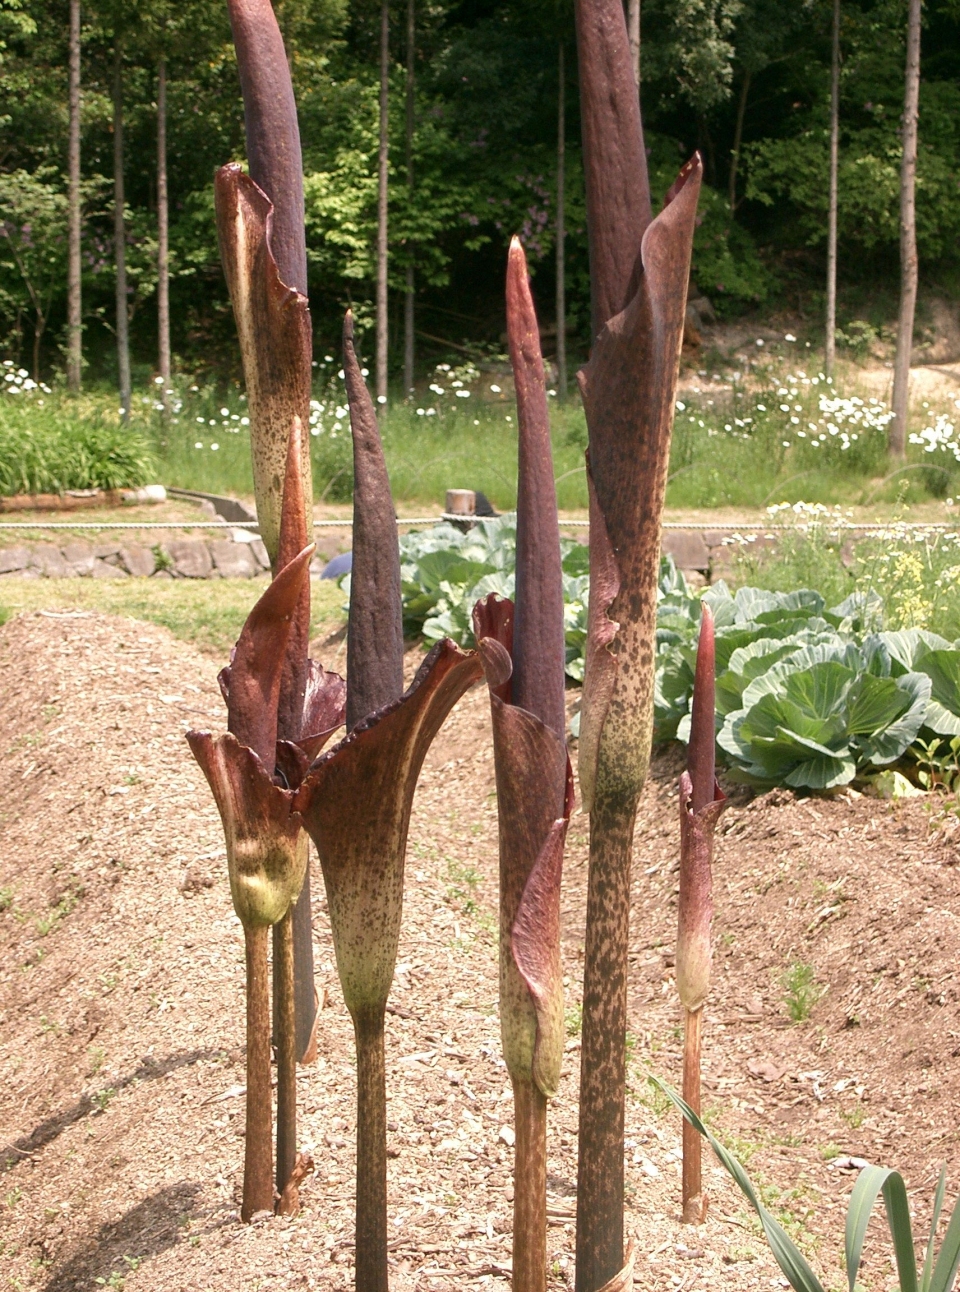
[576,792,636,1291]
[355,1009,388,1292]
[274,908,297,1210]
[512,1077,548,1292]
[681,1007,705,1224]
[243,924,274,1221]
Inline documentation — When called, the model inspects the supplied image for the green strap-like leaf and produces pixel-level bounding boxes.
[883,1171,919,1292]
[846,1167,918,1292]
[651,1078,826,1292]
[847,1166,892,1292]
[921,1168,947,1292]
[929,1190,960,1292]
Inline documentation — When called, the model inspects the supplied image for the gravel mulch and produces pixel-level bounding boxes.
[0,611,958,1291]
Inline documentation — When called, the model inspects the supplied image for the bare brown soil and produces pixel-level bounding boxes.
[0,612,958,1292]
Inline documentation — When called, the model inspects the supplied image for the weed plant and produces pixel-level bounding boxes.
[781,961,825,1022]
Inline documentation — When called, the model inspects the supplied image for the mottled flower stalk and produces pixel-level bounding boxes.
[676,604,725,1224]
[189,422,346,1220]
[216,0,318,1072]
[572,0,701,1284]
[188,536,316,1221]
[473,239,570,1292]
[295,314,482,1292]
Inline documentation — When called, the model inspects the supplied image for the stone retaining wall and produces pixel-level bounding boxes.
[0,537,315,580]
[0,528,750,581]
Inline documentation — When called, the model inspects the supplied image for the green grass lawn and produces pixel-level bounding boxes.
[0,577,346,656]
[2,352,959,515]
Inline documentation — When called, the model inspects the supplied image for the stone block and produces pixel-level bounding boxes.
[0,545,33,573]
[61,541,96,576]
[120,545,157,578]
[164,539,213,579]
[29,545,74,578]
[702,531,729,549]
[90,559,129,578]
[209,540,257,579]
[661,530,710,572]
[249,539,271,570]
[94,542,122,559]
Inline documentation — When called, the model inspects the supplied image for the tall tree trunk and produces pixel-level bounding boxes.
[727,69,750,213]
[32,315,45,384]
[627,0,640,89]
[67,0,82,391]
[556,42,567,403]
[824,0,840,379]
[157,54,171,415]
[376,0,389,412]
[113,42,131,423]
[890,0,921,458]
[403,0,415,397]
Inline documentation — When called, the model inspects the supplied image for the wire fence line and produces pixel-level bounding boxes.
[0,516,954,533]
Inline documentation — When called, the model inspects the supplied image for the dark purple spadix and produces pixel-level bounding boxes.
[574,0,651,336]
[227,0,307,296]
[688,604,716,814]
[507,237,566,752]
[343,310,404,732]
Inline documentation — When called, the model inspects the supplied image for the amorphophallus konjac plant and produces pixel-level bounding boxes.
[472,238,571,1292]
[293,312,483,1292]
[676,603,725,1224]
[216,0,319,1075]
[188,423,346,1221]
[573,0,702,1284]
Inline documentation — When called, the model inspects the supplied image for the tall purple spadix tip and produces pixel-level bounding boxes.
[688,603,716,814]
[506,237,566,751]
[227,0,307,295]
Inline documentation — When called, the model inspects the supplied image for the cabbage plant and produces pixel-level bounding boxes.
[718,642,932,789]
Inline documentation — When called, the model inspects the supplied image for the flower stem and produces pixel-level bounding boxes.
[243,924,274,1222]
[274,907,297,1211]
[512,1076,548,1292]
[681,1007,705,1224]
[576,790,637,1292]
[354,1008,388,1292]
[291,859,318,1061]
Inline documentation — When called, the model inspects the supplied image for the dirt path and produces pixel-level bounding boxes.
[0,613,958,1291]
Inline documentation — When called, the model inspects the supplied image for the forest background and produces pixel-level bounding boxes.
[2,0,960,391]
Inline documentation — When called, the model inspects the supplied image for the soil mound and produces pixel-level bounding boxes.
[0,612,957,1290]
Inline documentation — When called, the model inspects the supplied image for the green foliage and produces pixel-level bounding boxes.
[0,166,68,363]
[0,379,155,492]
[656,575,960,789]
[391,514,960,788]
[911,736,960,794]
[745,85,960,262]
[689,182,772,311]
[394,514,589,681]
[655,1080,960,1292]
[643,0,743,112]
